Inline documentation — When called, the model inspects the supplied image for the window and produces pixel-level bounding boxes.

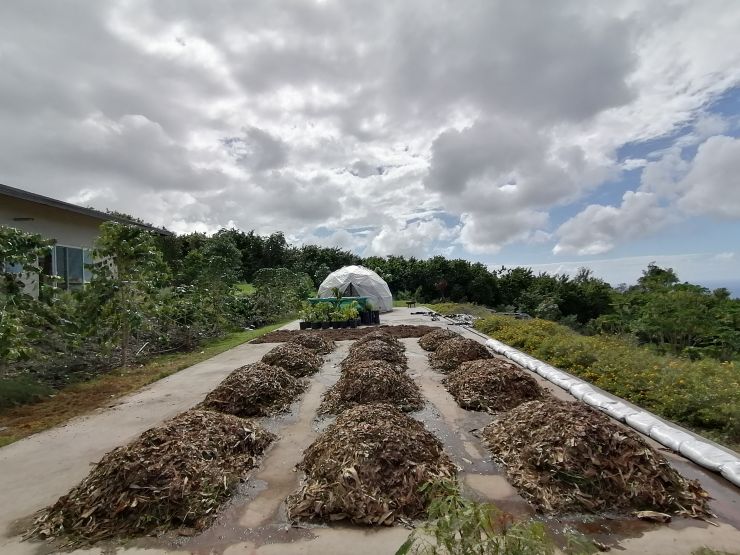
[53,246,92,290]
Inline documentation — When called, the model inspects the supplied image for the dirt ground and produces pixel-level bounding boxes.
[1,309,739,555]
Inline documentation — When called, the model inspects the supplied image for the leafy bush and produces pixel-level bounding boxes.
[475,316,740,447]
[396,480,595,555]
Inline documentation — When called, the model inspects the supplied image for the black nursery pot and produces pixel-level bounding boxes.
[321,322,331,329]
[299,321,310,330]
[372,310,380,324]
[349,319,357,328]
[360,311,370,325]
[311,321,321,329]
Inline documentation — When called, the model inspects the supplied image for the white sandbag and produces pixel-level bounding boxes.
[582,391,618,409]
[509,353,529,366]
[679,440,739,472]
[486,339,507,352]
[649,426,695,452]
[625,412,663,435]
[535,363,559,378]
[720,461,740,488]
[569,383,596,400]
[602,402,639,422]
[549,373,579,389]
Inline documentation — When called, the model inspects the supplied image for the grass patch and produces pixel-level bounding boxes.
[0,376,54,410]
[0,321,289,448]
[234,282,256,295]
[428,302,496,319]
[474,315,740,451]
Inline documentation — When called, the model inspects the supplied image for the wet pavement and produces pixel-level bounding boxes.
[2,308,739,554]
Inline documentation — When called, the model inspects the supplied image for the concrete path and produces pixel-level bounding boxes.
[1,308,739,555]
[0,338,277,554]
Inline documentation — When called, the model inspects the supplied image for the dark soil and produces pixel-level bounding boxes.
[251,325,440,343]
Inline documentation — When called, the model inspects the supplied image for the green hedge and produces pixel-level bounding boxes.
[475,316,740,448]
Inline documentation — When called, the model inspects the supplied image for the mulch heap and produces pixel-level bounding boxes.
[342,339,407,370]
[288,333,336,355]
[482,398,712,517]
[429,336,492,373]
[251,324,439,343]
[26,410,275,546]
[261,343,323,377]
[199,362,306,417]
[287,404,455,525]
[444,359,544,412]
[418,328,459,351]
[319,360,424,414]
[352,329,405,353]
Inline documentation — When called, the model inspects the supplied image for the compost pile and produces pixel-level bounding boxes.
[342,339,407,370]
[482,398,711,517]
[26,410,275,545]
[444,359,544,412]
[288,333,336,355]
[429,337,492,373]
[261,343,323,377]
[418,328,459,351]
[320,360,424,414]
[353,330,405,353]
[252,325,439,343]
[287,404,455,525]
[199,362,306,417]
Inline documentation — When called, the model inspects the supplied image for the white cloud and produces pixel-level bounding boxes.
[0,0,739,259]
[554,191,672,255]
[676,135,740,218]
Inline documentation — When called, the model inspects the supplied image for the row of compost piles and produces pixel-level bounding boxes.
[417,328,713,520]
[26,332,336,547]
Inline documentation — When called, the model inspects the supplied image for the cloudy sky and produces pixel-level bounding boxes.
[2,1,740,286]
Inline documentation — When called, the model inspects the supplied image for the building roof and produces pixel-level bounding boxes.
[0,183,173,236]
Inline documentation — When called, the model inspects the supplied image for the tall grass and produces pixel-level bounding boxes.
[475,316,740,449]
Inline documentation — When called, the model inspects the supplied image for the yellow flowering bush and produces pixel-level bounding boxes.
[475,316,740,448]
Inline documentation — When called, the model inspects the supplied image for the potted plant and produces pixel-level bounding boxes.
[314,302,331,329]
[343,302,359,328]
[330,309,344,328]
[298,302,311,330]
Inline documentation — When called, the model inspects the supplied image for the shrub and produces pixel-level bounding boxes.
[475,316,740,447]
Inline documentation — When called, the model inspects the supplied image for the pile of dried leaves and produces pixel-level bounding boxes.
[482,398,712,517]
[418,328,459,351]
[320,360,424,414]
[444,359,544,412]
[429,337,492,373]
[199,362,306,417]
[288,333,336,355]
[26,410,275,545]
[353,330,405,353]
[261,343,323,377]
[287,404,455,525]
[342,339,407,370]
[252,325,439,343]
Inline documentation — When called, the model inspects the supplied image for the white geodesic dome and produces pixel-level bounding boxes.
[318,265,393,312]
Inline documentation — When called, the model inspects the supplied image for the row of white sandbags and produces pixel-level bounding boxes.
[485,337,740,488]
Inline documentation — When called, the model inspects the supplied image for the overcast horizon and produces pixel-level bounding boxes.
[2,1,739,286]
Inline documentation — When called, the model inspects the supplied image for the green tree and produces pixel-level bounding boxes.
[85,222,169,368]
